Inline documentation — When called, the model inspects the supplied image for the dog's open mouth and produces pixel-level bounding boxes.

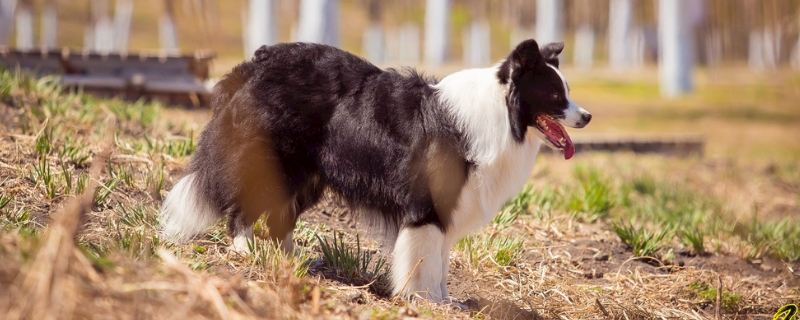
[534,114,575,160]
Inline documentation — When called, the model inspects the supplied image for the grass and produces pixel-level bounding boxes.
[688,282,742,313]
[2,66,799,319]
[612,220,672,259]
[316,231,389,290]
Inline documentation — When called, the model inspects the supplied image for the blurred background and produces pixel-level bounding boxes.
[1,0,799,159]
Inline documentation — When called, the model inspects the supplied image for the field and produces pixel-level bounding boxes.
[0,65,799,319]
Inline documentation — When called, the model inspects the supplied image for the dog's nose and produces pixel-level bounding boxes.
[582,113,592,124]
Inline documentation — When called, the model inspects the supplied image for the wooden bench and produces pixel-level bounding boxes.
[540,134,705,157]
[0,47,215,107]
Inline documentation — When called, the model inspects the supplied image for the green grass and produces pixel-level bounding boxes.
[612,220,672,259]
[316,231,388,283]
[456,232,524,269]
[493,184,534,225]
[564,165,615,222]
[688,281,742,312]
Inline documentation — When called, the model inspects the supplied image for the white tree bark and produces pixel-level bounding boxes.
[535,0,563,44]
[608,0,633,69]
[573,24,594,69]
[0,0,17,46]
[91,0,114,52]
[113,0,133,51]
[159,0,179,52]
[424,0,449,66]
[297,0,339,46]
[14,3,32,50]
[39,2,57,48]
[398,23,420,63]
[363,23,383,62]
[658,0,695,98]
[245,0,278,58]
[463,20,490,67]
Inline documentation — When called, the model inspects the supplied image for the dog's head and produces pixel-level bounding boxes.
[497,39,591,160]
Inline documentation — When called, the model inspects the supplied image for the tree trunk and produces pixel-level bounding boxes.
[40,1,57,49]
[15,2,32,50]
[573,25,594,69]
[362,0,383,63]
[424,0,449,66]
[113,0,133,51]
[535,0,563,44]
[245,0,278,58]
[463,0,489,67]
[159,0,179,52]
[297,0,339,47]
[608,0,633,69]
[0,0,17,46]
[658,0,696,98]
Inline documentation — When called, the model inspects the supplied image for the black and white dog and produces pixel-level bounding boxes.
[160,39,590,303]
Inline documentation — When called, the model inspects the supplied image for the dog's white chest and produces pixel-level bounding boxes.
[446,133,542,243]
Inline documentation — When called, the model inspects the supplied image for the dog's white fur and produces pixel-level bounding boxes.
[392,63,545,301]
[160,173,218,242]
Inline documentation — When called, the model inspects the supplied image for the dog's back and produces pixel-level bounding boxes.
[162,43,464,249]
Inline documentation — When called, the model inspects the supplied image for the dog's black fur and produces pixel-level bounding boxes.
[190,42,469,238]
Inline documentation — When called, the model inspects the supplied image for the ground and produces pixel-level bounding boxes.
[0,66,799,319]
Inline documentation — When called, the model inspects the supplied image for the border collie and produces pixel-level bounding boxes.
[160,39,591,303]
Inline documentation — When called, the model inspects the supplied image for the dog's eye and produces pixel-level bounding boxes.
[552,93,560,100]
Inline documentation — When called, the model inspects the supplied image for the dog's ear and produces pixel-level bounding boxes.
[497,39,543,84]
[540,42,564,68]
[506,85,527,142]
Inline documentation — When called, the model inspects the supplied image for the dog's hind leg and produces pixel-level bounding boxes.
[391,224,446,301]
[227,138,295,253]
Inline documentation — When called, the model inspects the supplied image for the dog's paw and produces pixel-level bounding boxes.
[230,234,253,255]
[441,298,468,311]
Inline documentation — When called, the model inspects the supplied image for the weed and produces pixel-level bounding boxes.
[30,157,57,199]
[35,125,55,156]
[564,166,614,222]
[76,171,89,195]
[250,238,312,280]
[0,193,14,210]
[631,175,657,196]
[681,229,706,255]
[94,177,120,207]
[494,184,534,225]
[316,232,388,283]
[456,232,524,268]
[58,137,91,168]
[60,162,73,195]
[688,282,741,312]
[613,221,671,258]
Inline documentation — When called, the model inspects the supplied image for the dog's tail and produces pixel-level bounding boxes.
[160,172,221,242]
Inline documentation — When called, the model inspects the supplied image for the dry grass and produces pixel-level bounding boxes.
[1,66,799,319]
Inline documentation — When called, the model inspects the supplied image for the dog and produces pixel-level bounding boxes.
[160,39,591,303]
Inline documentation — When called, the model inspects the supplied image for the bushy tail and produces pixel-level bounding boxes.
[160,172,221,242]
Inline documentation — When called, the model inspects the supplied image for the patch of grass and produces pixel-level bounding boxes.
[456,232,524,268]
[249,237,312,279]
[612,221,671,258]
[688,282,741,312]
[58,137,91,168]
[564,166,615,222]
[29,157,57,199]
[681,229,706,255]
[316,231,389,285]
[494,184,534,225]
[93,177,120,207]
[740,216,800,261]
[0,193,14,210]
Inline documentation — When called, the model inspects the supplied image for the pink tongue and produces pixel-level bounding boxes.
[562,141,575,160]
[538,115,575,160]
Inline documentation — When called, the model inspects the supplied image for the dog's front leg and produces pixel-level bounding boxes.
[391,224,445,302]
